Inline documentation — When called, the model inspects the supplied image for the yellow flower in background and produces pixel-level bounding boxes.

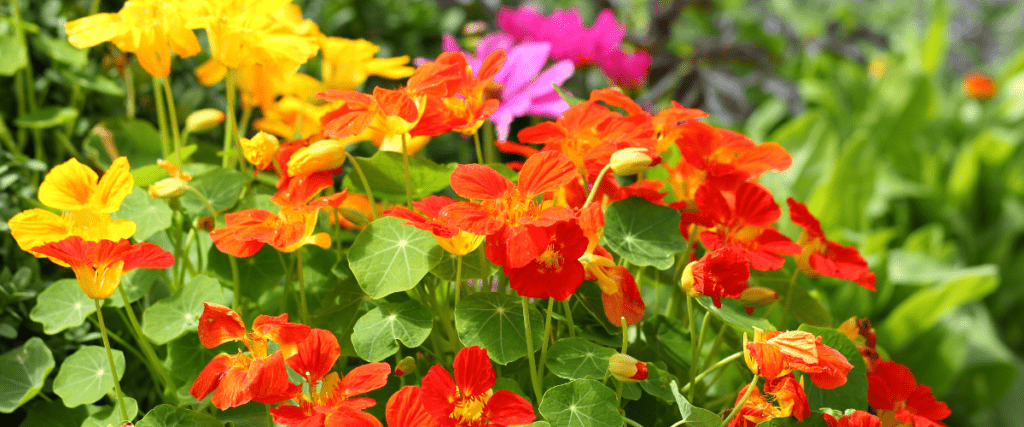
[65,0,200,77]
[253,95,339,139]
[319,37,415,90]
[8,158,136,261]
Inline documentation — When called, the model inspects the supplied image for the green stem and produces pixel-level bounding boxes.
[400,133,413,207]
[238,107,253,137]
[296,251,309,324]
[345,151,377,221]
[229,255,241,314]
[162,78,183,167]
[124,57,135,119]
[681,351,742,393]
[701,323,730,372]
[95,300,130,423]
[185,187,218,219]
[118,287,175,397]
[687,295,699,401]
[473,130,485,164]
[222,69,237,168]
[521,297,544,402]
[454,256,463,306]
[539,298,554,376]
[152,76,171,157]
[625,417,645,427]
[583,164,613,208]
[562,298,576,338]
[779,269,800,328]
[720,375,760,427]
[11,0,42,159]
[0,112,18,153]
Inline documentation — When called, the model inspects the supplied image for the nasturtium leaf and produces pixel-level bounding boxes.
[216,402,274,427]
[33,35,87,68]
[640,363,677,402]
[696,297,773,332]
[112,186,173,242]
[455,292,544,365]
[53,346,125,407]
[603,197,686,269]
[546,338,616,380]
[754,412,829,426]
[61,70,125,97]
[0,35,28,76]
[348,217,444,299]
[668,380,720,427]
[797,325,868,412]
[15,400,88,427]
[104,268,160,308]
[430,244,497,282]
[81,397,138,427]
[29,279,96,335]
[539,380,622,427]
[312,275,367,357]
[14,107,79,129]
[351,300,433,362]
[136,404,223,427]
[166,334,221,384]
[0,337,54,413]
[179,168,249,217]
[341,151,454,202]
[142,275,224,345]
[208,246,286,301]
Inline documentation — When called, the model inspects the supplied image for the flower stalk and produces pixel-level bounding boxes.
[94,300,131,423]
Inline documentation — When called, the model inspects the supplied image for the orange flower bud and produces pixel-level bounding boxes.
[395,356,417,376]
[678,260,700,298]
[609,147,661,176]
[608,353,648,382]
[148,177,188,199]
[240,131,280,170]
[963,72,996,100]
[185,108,226,133]
[739,287,778,309]
[286,138,349,176]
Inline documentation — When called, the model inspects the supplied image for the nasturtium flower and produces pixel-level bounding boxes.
[838,317,879,373]
[65,0,201,77]
[743,328,853,389]
[419,346,535,426]
[787,198,876,291]
[385,387,433,427]
[727,383,779,427]
[9,158,136,261]
[680,246,751,309]
[727,376,811,427]
[32,237,174,300]
[867,360,951,427]
[823,411,882,427]
[578,204,646,326]
[210,191,347,257]
[608,353,648,382]
[240,131,281,171]
[319,37,415,91]
[694,182,800,271]
[190,303,311,410]
[386,196,484,256]
[962,71,996,100]
[501,219,588,300]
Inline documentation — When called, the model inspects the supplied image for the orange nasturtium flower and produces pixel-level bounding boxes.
[962,71,997,100]
[8,158,136,262]
[190,303,311,410]
[32,236,174,299]
[787,198,876,291]
[386,196,484,256]
[743,328,854,389]
[65,0,201,77]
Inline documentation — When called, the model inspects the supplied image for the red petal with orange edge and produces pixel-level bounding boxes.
[211,364,253,410]
[189,353,235,401]
[805,342,853,389]
[419,365,457,419]
[373,87,419,124]
[413,195,457,218]
[270,404,324,427]
[337,362,391,397]
[120,242,174,270]
[450,164,515,200]
[589,88,647,117]
[734,182,781,227]
[385,386,433,427]
[694,185,732,225]
[518,151,576,198]
[254,314,311,351]
[197,302,245,348]
[322,406,383,427]
[601,266,646,327]
[211,210,279,258]
[453,346,496,398]
[288,329,340,383]
[493,225,550,269]
[442,202,504,236]
[736,141,792,176]
[746,342,786,379]
[528,206,576,228]
[516,121,566,145]
[249,351,301,405]
[485,389,536,425]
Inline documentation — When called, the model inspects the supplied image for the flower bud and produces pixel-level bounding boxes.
[240,131,280,170]
[738,287,778,309]
[148,177,188,199]
[609,353,648,382]
[963,71,997,100]
[337,207,369,228]
[609,147,661,176]
[185,108,226,133]
[395,356,417,376]
[678,261,700,298]
[286,138,348,176]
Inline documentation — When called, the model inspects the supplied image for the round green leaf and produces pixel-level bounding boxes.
[341,151,454,202]
[15,401,88,427]
[351,300,433,362]
[669,380,720,427]
[82,397,138,427]
[603,197,686,269]
[53,346,125,407]
[111,187,173,243]
[539,379,623,427]
[15,106,79,129]
[29,279,96,335]
[179,168,250,217]
[348,217,444,299]
[142,275,225,345]
[136,404,223,427]
[430,244,497,282]
[797,325,869,411]
[0,337,55,413]
[455,292,544,365]
[546,338,616,380]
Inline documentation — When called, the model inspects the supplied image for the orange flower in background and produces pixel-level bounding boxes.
[418,346,535,426]
[867,360,951,427]
[8,158,136,261]
[436,49,507,135]
[65,0,201,77]
[743,328,853,389]
[823,411,882,427]
[386,196,484,256]
[788,198,876,291]
[190,303,311,410]
[962,71,996,100]
[32,237,174,299]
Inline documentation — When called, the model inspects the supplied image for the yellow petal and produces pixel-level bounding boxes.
[107,218,138,241]
[65,13,122,49]
[7,209,71,256]
[195,59,228,87]
[38,158,98,211]
[91,157,134,213]
[286,138,350,176]
[133,43,172,78]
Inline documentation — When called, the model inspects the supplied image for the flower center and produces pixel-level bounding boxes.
[536,244,563,271]
[451,389,491,423]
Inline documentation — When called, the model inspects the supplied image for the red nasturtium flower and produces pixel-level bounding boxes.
[32,236,174,299]
[838,317,880,373]
[823,411,882,427]
[787,198,876,291]
[190,303,311,410]
[385,386,433,427]
[578,203,646,326]
[867,360,951,427]
[727,383,778,427]
[385,195,484,256]
[695,182,801,271]
[744,328,854,389]
[271,329,391,427]
[679,246,751,309]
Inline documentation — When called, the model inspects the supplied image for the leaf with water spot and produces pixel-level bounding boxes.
[29,279,97,335]
[348,217,445,299]
[546,338,616,380]
[53,346,125,407]
[603,197,687,269]
[455,292,544,365]
[142,275,224,345]
[0,337,54,413]
[539,379,622,427]
[351,300,433,362]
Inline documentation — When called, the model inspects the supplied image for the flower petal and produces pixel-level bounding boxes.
[450,164,515,200]
[337,362,391,398]
[385,386,433,427]
[197,302,246,348]
[453,346,496,398]
[8,209,71,256]
[38,158,98,211]
[518,151,576,198]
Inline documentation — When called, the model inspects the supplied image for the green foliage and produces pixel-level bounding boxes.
[797,325,869,411]
[28,279,95,335]
[52,346,125,407]
[351,300,432,362]
[349,217,444,299]
[603,197,687,270]
[341,151,454,203]
[545,338,615,380]
[142,275,225,345]
[0,337,53,413]
[539,380,623,427]
[455,292,544,365]
[669,381,720,427]
[136,404,223,427]
[112,187,173,242]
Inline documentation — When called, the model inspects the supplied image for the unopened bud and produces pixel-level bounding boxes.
[240,131,280,170]
[609,353,648,382]
[609,147,661,176]
[738,287,777,309]
[148,177,188,199]
[679,261,700,298]
[337,207,369,228]
[185,108,226,133]
[286,138,348,176]
[395,356,416,376]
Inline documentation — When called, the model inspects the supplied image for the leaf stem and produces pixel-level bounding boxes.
[454,256,463,306]
[538,298,554,376]
[687,295,699,401]
[161,77,183,167]
[118,287,176,399]
[562,298,576,338]
[521,296,544,402]
[473,130,485,164]
[400,133,413,207]
[95,300,130,423]
[222,69,237,168]
[345,151,377,220]
[681,351,742,393]
[779,268,800,328]
[296,251,309,324]
[229,255,242,315]
[152,76,171,157]
[583,164,613,209]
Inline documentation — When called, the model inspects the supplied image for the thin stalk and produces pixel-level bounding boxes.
[94,300,130,422]
[13,68,26,150]
[621,317,629,354]
[538,298,555,374]
[482,121,498,164]
[400,133,413,207]
[521,297,544,402]
[687,295,699,401]
[779,269,800,328]
[161,78,183,166]
[625,418,645,427]
[583,164,613,208]
[0,113,18,153]
[454,256,463,306]
[696,313,711,360]
[720,375,760,427]
[345,151,378,220]
[152,76,171,157]
[680,351,743,393]
[562,298,576,338]
[11,0,42,157]
[222,69,237,168]
[473,130,485,164]
[296,251,309,324]
[229,255,241,314]
[124,59,135,118]
[238,107,253,137]
[701,323,730,372]
[118,287,175,396]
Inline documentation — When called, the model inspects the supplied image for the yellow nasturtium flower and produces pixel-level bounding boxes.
[8,158,137,261]
[319,37,415,90]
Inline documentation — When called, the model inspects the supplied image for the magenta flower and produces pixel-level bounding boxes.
[442,33,575,141]
[496,6,650,88]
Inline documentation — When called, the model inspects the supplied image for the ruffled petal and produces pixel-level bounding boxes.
[453,346,496,398]
[7,209,71,256]
[38,158,98,211]
[197,302,246,348]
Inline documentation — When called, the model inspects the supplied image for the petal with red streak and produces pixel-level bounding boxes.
[518,151,576,198]
[197,302,245,348]
[453,346,496,398]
